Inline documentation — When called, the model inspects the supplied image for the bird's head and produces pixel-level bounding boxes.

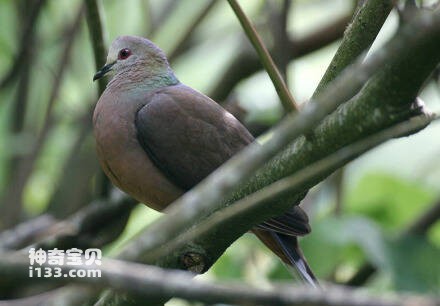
[93,36,177,87]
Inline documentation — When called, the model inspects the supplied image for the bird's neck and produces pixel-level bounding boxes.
[107,67,179,92]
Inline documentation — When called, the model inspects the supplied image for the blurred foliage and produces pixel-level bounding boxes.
[0,0,439,305]
[345,173,436,229]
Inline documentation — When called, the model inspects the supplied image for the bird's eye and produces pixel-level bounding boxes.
[118,48,132,60]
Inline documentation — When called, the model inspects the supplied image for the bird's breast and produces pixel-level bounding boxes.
[93,90,184,211]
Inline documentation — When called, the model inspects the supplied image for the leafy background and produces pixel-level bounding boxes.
[0,0,439,305]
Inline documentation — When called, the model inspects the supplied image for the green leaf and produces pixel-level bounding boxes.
[301,215,388,277]
[388,235,440,293]
[345,172,435,229]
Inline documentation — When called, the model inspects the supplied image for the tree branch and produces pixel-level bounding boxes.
[134,115,435,263]
[30,8,440,305]
[84,0,107,95]
[209,11,352,101]
[0,215,56,251]
[0,192,136,253]
[167,0,218,62]
[0,254,438,306]
[227,0,298,113]
[116,9,440,267]
[0,0,46,92]
[0,5,85,229]
[313,0,393,96]
[84,0,112,200]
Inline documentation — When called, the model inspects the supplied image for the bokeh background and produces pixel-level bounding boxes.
[0,0,439,304]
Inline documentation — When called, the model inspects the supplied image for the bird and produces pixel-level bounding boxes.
[93,35,318,287]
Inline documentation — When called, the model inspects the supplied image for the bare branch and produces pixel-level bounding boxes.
[168,0,218,62]
[84,0,110,198]
[0,0,46,92]
[84,0,107,95]
[0,215,56,251]
[0,5,85,229]
[210,13,352,101]
[0,254,438,306]
[227,0,298,113]
[404,197,440,236]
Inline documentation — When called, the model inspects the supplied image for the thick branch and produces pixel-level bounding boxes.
[139,115,434,262]
[0,254,438,306]
[116,10,440,268]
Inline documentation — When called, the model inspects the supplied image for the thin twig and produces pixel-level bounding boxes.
[267,0,292,81]
[84,0,107,95]
[1,3,38,220]
[145,0,179,37]
[210,12,352,101]
[227,0,298,113]
[404,198,440,235]
[332,169,345,215]
[168,0,218,62]
[0,0,46,92]
[84,0,111,198]
[0,6,85,229]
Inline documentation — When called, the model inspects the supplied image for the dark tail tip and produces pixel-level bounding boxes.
[271,232,320,288]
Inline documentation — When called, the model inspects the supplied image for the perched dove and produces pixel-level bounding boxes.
[93,35,318,286]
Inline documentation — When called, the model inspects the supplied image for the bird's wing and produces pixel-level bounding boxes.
[257,205,311,236]
[135,84,310,236]
[135,84,253,190]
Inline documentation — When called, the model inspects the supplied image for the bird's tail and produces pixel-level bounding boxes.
[270,232,319,288]
[252,228,319,288]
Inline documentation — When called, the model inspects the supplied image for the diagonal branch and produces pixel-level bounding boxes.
[210,12,352,101]
[313,0,393,96]
[227,0,298,113]
[4,7,438,306]
[167,0,219,62]
[116,9,440,266]
[138,115,435,262]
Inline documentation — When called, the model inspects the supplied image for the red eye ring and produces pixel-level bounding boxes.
[118,48,132,60]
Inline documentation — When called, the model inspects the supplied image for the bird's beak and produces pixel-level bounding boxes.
[93,62,115,81]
